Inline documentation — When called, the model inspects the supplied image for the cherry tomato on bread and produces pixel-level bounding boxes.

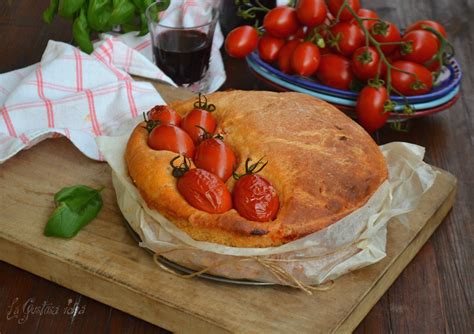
[148,105,181,126]
[194,137,236,182]
[147,124,195,157]
[181,94,217,144]
[225,25,259,58]
[233,158,279,222]
[171,156,232,214]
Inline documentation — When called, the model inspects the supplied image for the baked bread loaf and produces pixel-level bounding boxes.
[125,91,387,248]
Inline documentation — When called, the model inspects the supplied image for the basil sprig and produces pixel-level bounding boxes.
[44,185,103,238]
[42,0,171,53]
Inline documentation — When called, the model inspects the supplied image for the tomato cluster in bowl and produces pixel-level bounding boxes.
[225,0,452,132]
[144,95,279,222]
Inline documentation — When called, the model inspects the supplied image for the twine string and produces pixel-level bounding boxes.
[151,248,335,295]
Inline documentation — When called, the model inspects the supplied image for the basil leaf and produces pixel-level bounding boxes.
[44,185,103,238]
[58,0,86,19]
[43,0,60,24]
[109,0,135,26]
[87,0,113,31]
[73,6,94,54]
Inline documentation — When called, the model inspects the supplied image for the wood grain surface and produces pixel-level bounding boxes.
[0,0,472,333]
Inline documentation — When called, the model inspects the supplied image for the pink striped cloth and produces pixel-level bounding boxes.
[0,27,225,164]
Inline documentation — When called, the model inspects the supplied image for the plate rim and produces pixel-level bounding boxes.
[247,52,462,103]
[247,58,460,112]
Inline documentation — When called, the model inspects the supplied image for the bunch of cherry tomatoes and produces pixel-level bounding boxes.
[225,0,452,133]
[144,94,279,223]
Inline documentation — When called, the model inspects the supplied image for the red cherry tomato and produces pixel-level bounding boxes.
[406,20,447,38]
[387,47,402,63]
[288,26,307,40]
[148,105,181,126]
[177,168,232,214]
[356,8,379,31]
[401,30,440,64]
[327,0,360,21]
[296,0,327,27]
[351,46,386,81]
[225,25,259,58]
[233,174,279,222]
[356,85,389,133]
[316,53,353,90]
[147,125,195,157]
[371,21,401,54]
[258,34,286,63]
[390,60,433,96]
[278,39,301,74]
[263,6,300,39]
[425,58,442,72]
[330,22,365,57]
[290,42,321,76]
[181,108,217,144]
[194,138,236,181]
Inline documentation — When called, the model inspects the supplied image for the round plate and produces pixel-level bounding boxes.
[122,219,275,286]
[247,52,462,103]
[248,64,460,121]
[247,58,460,112]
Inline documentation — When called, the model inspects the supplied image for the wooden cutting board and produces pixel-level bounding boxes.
[0,82,457,333]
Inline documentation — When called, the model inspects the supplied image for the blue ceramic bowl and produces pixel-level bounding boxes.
[246,57,460,112]
[246,52,462,103]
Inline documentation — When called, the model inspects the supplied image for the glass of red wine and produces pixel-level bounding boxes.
[146,1,219,91]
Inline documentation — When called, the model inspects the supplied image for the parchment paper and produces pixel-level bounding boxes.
[96,134,437,285]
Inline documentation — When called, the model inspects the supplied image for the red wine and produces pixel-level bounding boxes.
[153,30,212,85]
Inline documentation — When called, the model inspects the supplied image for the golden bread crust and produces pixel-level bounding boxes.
[125,91,387,247]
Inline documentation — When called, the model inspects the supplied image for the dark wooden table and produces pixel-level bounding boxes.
[1,1,472,333]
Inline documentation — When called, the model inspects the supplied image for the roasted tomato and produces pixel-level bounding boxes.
[290,41,321,76]
[370,21,401,54]
[278,39,301,73]
[233,158,279,222]
[171,156,232,214]
[147,124,195,157]
[356,85,389,133]
[181,94,217,144]
[316,53,353,90]
[351,46,386,81]
[194,136,236,182]
[406,20,447,38]
[390,60,433,96]
[263,6,300,38]
[401,30,440,64]
[148,105,182,126]
[296,0,327,27]
[225,25,259,58]
[258,34,286,63]
[327,0,360,21]
[330,22,365,57]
